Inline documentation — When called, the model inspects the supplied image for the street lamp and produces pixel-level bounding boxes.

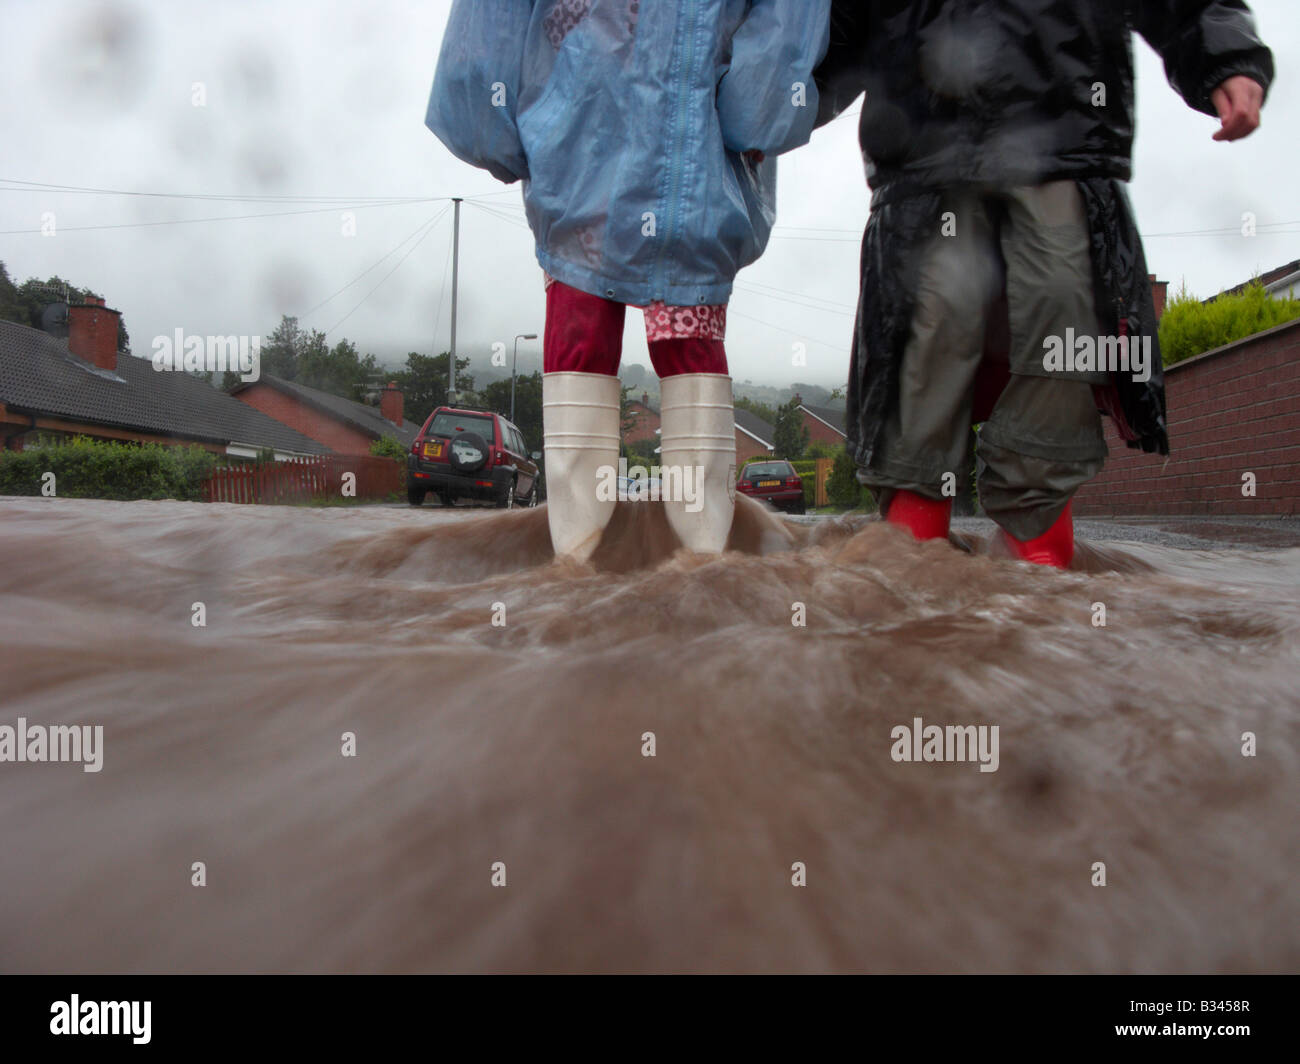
[511,333,538,423]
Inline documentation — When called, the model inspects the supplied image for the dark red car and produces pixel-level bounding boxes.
[407,407,540,509]
[736,460,805,514]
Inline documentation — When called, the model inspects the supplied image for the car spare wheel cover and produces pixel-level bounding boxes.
[448,432,489,472]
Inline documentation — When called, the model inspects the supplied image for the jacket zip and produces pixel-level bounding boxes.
[652,0,699,302]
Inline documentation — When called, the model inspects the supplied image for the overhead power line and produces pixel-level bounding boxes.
[0,178,513,205]
[463,199,532,232]
[298,203,452,321]
[0,198,435,235]
[324,211,449,336]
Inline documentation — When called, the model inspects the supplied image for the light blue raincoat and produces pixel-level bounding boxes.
[426,0,830,308]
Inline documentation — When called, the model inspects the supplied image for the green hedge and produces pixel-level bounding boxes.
[825,448,878,512]
[1160,281,1300,366]
[369,435,408,461]
[0,436,217,501]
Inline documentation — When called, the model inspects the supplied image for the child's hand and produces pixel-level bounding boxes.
[1211,76,1264,142]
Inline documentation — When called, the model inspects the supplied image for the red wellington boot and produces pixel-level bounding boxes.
[885,489,952,542]
[1000,502,1075,569]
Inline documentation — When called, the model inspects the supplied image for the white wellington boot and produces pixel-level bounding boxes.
[542,371,622,562]
[658,373,736,553]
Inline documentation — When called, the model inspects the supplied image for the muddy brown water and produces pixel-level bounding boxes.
[0,495,1296,973]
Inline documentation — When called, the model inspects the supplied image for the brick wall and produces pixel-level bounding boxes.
[625,399,660,444]
[235,383,373,455]
[735,428,773,465]
[1073,319,1300,517]
[800,411,847,448]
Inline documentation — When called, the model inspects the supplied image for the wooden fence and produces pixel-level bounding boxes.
[204,454,404,504]
[813,458,832,507]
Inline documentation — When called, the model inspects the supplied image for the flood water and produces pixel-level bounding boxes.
[1,495,1296,973]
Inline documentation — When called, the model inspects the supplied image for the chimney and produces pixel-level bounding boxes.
[67,297,121,371]
[1149,275,1168,323]
[380,381,404,427]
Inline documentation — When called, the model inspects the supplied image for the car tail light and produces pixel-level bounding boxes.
[411,438,422,455]
[787,476,802,489]
[494,448,508,466]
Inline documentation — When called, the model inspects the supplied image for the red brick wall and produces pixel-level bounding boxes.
[800,410,847,448]
[1073,320,1300,517]
[235,384,373,455]
[735,428,773,465]
[625,401,660,444]
[67,300,120,372]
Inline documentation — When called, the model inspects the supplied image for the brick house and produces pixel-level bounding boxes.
[0,300,326,457]
[625,391,660,445]
[1207,258,1300,304]
[625,387,776,465]
[734,407,776,464]
[232,375,420,455]
[794,397,848,447]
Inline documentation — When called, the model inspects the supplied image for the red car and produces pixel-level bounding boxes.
[407,407,541,509]
[736,460,805,514]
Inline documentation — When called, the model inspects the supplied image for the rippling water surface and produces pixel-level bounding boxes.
[1,496,1296,972]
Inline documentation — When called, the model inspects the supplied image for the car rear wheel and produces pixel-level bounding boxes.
[438,493,454,508]
[497,479,515,510]
[407,485,426,506]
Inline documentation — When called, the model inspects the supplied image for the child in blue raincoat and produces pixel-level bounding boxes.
[427,0,830,560]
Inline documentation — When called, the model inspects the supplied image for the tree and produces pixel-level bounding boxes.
[481,371,543,453]
[772,396,809,459]
[621,363,648,392]
[297,334,377,400]
[260,316,305,380]
[734,395,778,425]
[393,351,474,427]
[0,264,131,353]
[619,385,639,438]
[826,448,868,509]
[254,315,379,400]
[0,262,23,324]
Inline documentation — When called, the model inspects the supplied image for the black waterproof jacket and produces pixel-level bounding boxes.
[815,1,1274,462]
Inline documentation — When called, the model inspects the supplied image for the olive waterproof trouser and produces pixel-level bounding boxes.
[862,182,1109,541]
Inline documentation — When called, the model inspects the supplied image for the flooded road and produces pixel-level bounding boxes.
[1,495,1296,973]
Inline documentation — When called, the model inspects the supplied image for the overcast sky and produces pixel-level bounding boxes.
[1,0,1295,389]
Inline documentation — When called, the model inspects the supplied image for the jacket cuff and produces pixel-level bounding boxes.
[1198,60,1273,117]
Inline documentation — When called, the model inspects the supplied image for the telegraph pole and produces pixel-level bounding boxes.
[448,197,462,402]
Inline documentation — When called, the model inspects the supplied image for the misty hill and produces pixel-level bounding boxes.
[379,347,844,412]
